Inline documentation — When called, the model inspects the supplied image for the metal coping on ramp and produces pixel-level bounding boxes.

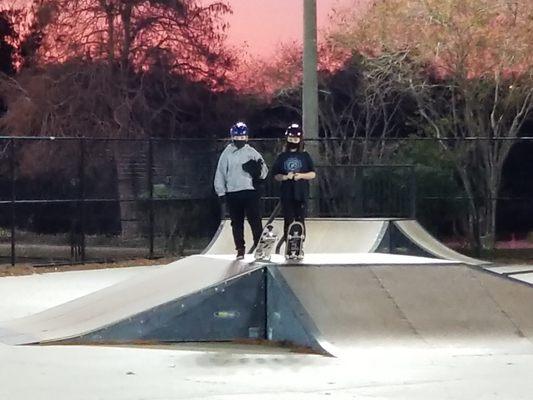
[206,253,460,267]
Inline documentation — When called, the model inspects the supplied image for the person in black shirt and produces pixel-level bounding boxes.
[271,123,316,241]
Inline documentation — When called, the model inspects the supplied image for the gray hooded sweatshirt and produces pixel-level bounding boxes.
[214,143,268,196]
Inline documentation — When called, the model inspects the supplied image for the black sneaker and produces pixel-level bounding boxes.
[236,248,245,260]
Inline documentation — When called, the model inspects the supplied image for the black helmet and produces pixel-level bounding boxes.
[285,123,303,139]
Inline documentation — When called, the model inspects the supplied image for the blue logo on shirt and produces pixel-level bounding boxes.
[284,157,303,172]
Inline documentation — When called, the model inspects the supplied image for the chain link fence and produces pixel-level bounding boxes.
[0,136,531,265]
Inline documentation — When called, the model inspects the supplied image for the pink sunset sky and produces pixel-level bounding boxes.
[10,0,359,58]
[225,0,356,56]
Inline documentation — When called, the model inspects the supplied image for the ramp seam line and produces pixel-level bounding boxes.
[369,267,427,344]
[467,267,532,343]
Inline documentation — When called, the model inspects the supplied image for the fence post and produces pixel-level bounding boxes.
[10,138,16,266]
[355,165,364,217]
[148,137,154,258]
[79,138,86,262]
[409,165,417,219]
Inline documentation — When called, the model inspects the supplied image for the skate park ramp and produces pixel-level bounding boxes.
[204,217,485,266]
[272,264,533,356]
[391,220,486,265]
[0,252,454,347]
[0,216,495,352]
[0,255,264,345]
[1,253,531,356]
[204,218,389,255]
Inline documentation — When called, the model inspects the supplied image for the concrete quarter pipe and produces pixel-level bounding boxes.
[205,218,486,265]
[204,218,390,255]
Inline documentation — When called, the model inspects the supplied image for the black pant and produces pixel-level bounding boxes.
[281,198,307,239]
[226,190,263,251]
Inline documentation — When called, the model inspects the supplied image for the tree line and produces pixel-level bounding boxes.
[0,0,532,252]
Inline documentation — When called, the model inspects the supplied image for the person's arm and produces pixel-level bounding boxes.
[294,153,316,181]
[293,171,315,181]
[213,150,228,197]
[275,173,294,181]
[257,154,269,180]
[272,154,293,181]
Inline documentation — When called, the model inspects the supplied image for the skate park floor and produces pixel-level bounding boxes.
[3,263,533,399]
[3,339,533,400]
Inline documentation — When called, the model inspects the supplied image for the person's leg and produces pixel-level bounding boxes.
[244,191,263,247]
[282,199,296,240]
[275,198,296,254]
[226,192,246,252]
[294,201,308,235]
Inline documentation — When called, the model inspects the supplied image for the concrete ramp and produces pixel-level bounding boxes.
[205,218,389,254]
[392,220,486,265]
[0,255,263,345]
[204,219,284,255]
[2,251,531,357]
[204,218,484,266]
[273,264,533,356]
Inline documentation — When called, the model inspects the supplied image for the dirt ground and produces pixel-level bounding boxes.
[0,257,178,277]
[1,249,532,278]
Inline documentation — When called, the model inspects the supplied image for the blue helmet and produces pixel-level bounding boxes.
[230,122,248,137]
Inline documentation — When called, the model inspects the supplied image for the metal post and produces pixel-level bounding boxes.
[79,138,86,262]
[148,138,154,258]
[409,166,417,219]
[303,0,319,141]
[10,139,15,266]
[303,0,320,216]
[263,268,268,340]
[354,165,364,217]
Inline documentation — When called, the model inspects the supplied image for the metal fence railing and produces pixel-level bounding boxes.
[0,135,531,265]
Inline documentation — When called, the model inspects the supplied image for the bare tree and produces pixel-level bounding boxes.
[315,52,411,215]
[407,69,533,250]
[328,0,533,249]
[0,0,235,237]
[34,0,232,80]
[319,52,409,165]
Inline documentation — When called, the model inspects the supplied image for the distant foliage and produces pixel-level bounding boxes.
[0,10,17,75]
[327,0,533,250]
[32,0,234,85]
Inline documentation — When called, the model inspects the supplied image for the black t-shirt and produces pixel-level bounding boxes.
[272,151,315,201]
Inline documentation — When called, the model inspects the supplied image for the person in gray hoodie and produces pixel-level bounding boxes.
[214,122,269,259]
